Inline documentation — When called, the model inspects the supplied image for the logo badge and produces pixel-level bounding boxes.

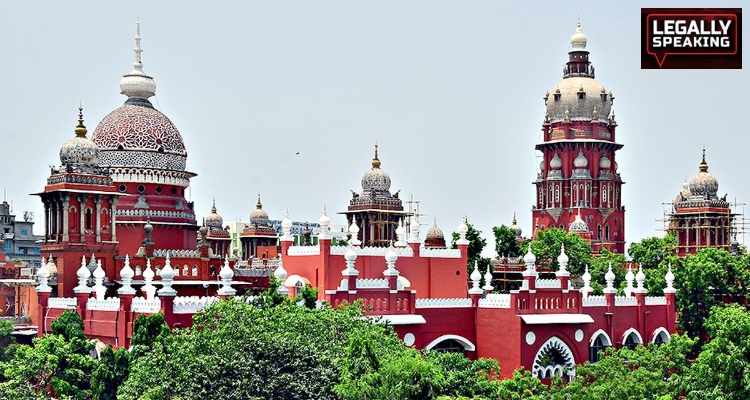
[642,8,742,69]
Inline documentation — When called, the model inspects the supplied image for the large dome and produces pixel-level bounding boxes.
[249,195,269,225]
[92,105,187,171]
[204,200,224,229]
[546,77,611,121]
[361,146,391,192]
[688,151,718,200]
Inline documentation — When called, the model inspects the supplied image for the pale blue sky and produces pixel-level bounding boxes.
[1,1,746,256]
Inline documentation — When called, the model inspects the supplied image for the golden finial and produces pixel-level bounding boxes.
[74,104,87,138]
[699,147,708,172]
[512,212,517,225]
[371,144,381,168]
[211,198,217,214]
[256,193,262,209]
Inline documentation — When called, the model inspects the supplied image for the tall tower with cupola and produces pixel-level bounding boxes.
[532,21,625,254]
[36,107,120,296]
[91,23,198,255]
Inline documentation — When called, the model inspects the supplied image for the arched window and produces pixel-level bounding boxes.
[85,208,93,230]
[555,186,560,202]
[532,337,575,379]
[605,226,610,241]
[597,225,602,240]
[652,328,670,345]
[589,331,612,363]
[294,281,304,296]
[623,329,642,350]
[432,339,465,354]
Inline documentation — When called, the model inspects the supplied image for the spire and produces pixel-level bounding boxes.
[371,144,381,169]
[120,21,157,101]
[211,198,217,214]
[512,212,517,225]
[699,147,709,172]
[256,194,262,209]
[74,104,87,138]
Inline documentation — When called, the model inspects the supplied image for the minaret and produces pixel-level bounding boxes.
[533,21,625,254]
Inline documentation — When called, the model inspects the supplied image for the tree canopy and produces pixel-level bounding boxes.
[492,224,525,258]
[530,227,592,276]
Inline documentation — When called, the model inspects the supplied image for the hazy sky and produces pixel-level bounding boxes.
[1,1,747,257]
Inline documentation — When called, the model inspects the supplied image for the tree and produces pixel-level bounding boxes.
[91,345,130,400]
[674,248,750,350]
[686,304,750,399]
[628,234,680,296]
[0,323,95,398]
[493,225,524,258]
[51,310,87,342]
[588,248,626,295]
[530,227,592,276]
[550,334,694,400]
[130,312,171,360]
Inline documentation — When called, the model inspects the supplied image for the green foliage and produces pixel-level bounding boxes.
[0,332,95,399]
[91,345,130,400]
[431,352,502,398]
[675,248,750,349]
[121,300,398,399]
[493,225,524,258]
[530,227,592,276]
[51,310,87,342]
[295,285,319,309]
[551,334,695,399]
[494,368,548,399]
[130,312,171,360]
[628,234,680,295]
[589,248,626,293]
[686,304,750,399]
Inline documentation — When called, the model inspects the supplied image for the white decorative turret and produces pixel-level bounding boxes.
[118,255,136,295]
[93,260,107,299]
[274,254,290,296]
[383,245,399,277]
[318,206,331,240]
[522,244,537,277]
[483,268,494,291]
[456,215,469,245]
[394,219,406,248]
[46,257,58,276]
[74,255,91,294]
[664,263,676,294]
[142,258,156,300]
[408,216,421,244]
[157,253,177,297]
[217,255,236,296]
[468,261,483,295]
[624,264,635,298]
[343,244,359,276]
[635,264,647,294]
[36,258,52,293]
[603,263,616,294]
[281,209,293,241]
[556,244,570,278]
[581,265,592,298]
[120,22,157,100]
[349,216,361,247]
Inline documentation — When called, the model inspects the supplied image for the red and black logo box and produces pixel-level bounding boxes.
[641,8,742,69]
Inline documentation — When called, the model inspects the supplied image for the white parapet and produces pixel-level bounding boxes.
[581,295,607,307]
[173,296,219,314]
[48,297,78,309]
[153,249,200,258]
[330,246,414,257]
[87,297,121,311]
[419,247,462,258]
[535,279,562,289]
[356,278,390,289]
[614,296,638,306]
[478,293,512,308]
[415,298,473,309]
[131,296,161,313]
[287,245,321,256]
[645,296,668,306]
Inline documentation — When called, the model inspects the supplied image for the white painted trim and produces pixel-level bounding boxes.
[284,274,310,287]
[622,327,643,344]
[532,336,576,379]
[589,328,612,346]
[425,334,476,351]
[651,327,670,343]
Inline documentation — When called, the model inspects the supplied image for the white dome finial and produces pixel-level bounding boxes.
[120,21,157,100]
